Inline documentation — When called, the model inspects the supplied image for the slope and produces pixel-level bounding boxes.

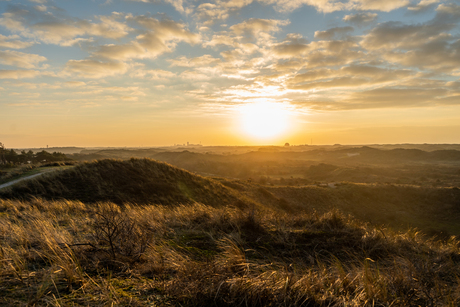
[0,158,254,207]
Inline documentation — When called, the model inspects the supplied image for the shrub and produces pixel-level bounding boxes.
[90,203,152,265]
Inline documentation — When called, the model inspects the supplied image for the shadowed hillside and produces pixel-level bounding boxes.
[0,158,254,207]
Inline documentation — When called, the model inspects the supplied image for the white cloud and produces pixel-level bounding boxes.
[0,9,132,46]
[0,34,34,49]
[259,0,409,13]
[0,50,46,68]
[408,0,439,12]
[129,68,176,80]
[34,5,47,12]
[168,55,221,67]
[65,60,128,78]
[230,18,290,39]
[351,0,410,12]
[92,16,200,62]
[63,81,87,87]
[0,70,40,79]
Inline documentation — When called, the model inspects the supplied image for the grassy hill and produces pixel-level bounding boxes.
[2,158,460,236]
[0,158,254,207]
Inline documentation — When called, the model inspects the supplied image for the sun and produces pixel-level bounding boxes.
[238,101,291,140]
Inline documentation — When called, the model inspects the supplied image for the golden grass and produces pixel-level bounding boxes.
[0,198,459,306]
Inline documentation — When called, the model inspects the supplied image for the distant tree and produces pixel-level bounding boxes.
[19,150,34,163]
[4,149,19,164]
[36,150,53,162]
[26,150,34,163]
[0,142,6,164]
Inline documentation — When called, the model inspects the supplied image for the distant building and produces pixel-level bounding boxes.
[187,141,202,147]
[284,143,290,147]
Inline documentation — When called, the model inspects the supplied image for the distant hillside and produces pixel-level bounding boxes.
[0,158,254,207]
[264,183,460,236]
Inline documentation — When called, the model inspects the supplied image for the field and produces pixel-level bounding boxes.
[0,145,460,306]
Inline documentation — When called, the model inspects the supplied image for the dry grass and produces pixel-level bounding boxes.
[0,198,459,306]
[0,159,255,208]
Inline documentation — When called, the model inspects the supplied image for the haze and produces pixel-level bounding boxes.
[1,0,460,148]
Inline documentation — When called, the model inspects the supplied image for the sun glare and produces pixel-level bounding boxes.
[238,101,291,140]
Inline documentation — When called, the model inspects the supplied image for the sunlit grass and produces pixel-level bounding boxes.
[0,198,459,306]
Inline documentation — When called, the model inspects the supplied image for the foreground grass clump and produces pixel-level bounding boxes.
[0,198,459,306]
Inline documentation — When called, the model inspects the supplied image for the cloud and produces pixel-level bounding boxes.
[343,87,446,109]
[359,12,460,73]
[383,39,460,72]
[360,21,454,50]
[0,34,33,49]
[286,65,414,90]
[93,42,146,61]
[433,3,460,23]
[272,33,309,58]
[31,15,131,45]
[129,68,176,80]
[343,12,377,26]
[65,59,128,78]
[92,16,200,62]
[168,55,221,67]
[351,0,410,12]
[0,50,46,68]
[230,18,289,39]
[129,0,186,13]
[0,69,40,79]
[314,26,354,40]
[0,12,28,32]
[259,0,409,13]
[63,81,86,87]
[0,8,132,46]
[195,0,254,22]
[132,15,200,44]
[203,33,238,47]
[180,70,213,80]
[408,0,439,12]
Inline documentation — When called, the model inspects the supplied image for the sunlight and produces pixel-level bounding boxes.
[238,101,291,139]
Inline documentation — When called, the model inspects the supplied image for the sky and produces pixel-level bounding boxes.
[0,0,460,148]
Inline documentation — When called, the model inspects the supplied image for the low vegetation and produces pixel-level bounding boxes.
[0,159,254,207]
[0,198,459,306]
[1,157,460,306]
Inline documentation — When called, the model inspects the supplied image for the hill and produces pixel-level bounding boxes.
[0,158,254,207]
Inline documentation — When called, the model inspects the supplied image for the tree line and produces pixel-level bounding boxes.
[0,142,70,165]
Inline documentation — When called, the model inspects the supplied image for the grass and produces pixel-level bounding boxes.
[0,198,459,306]
[0,163,76,186]
[0,159,256,208]
[3,158,460,237]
